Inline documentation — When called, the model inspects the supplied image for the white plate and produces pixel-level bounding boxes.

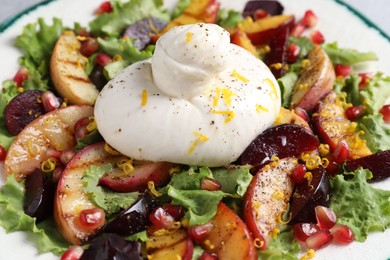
[0,0,389,259]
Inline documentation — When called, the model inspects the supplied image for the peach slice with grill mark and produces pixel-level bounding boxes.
[4,105,93,181]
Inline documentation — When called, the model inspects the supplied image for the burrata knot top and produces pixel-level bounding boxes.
[94,23,281,167]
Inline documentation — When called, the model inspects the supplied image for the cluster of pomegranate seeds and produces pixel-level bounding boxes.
[200,177,222,191]
[290,9,324,44]
[13,67,29,87]
[334,64,352,78]
[95,52,112,67]
[333,140,350,163]
[345,105,365,121]
[187,222,214,244]
[95,1,113,15]
[60,245,84,260]
[287,43,301,63]
[294,206,354,250]
[380,104,390,123]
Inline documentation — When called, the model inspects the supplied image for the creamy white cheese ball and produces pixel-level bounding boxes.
[94,23,281,167]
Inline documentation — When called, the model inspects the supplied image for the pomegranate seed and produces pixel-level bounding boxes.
[294,107,310,122]
[380,104,390,123]
[45,148,62,159]
[330,223,354,244]
[95,52,112,67]
[345,105,365,121]
[334,64,352,78]
[76,27,90,37]
[325,157,340,177]
[310,30,325,44]
[332,140,350,163]
[76,208,105,231]
[60,149,76,165]
[358,73,372,89]
[162,204,185,221]
[80,38,99,57]
[199,251,218,260]
[95,1,112,15]
[187,222,214,243]
[254,9,269,20]
[287,43,301,63]
[305,229,333,250]
[290,23,305,37]
[0,145,6,161]
[74,117,92,140]
[149,207,175,229]
[42,91,61,112]
[61,245,84,260]
[200,177,222,191]
[315,206,337,230]
[13,67,29,87]
[293,223,321,242]
[302,10,317,28]
[291,164,307,184]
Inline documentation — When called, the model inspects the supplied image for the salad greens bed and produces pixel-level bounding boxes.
[0,0,389,259]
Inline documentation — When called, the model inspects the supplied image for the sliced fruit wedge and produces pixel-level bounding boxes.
[51,31,99,105]
[243,157,296,249]
[4,105,93,181]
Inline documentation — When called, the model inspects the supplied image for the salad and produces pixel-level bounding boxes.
[0,0,389,259]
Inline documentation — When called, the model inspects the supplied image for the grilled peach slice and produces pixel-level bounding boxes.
[51,31,99,105]
[312,91,372,159]
[4,105,93,181]
[201,202,257,259]
[274,107,311,131]
[290,44,335,112]
[243,158,296,249]
[146,229,194,260]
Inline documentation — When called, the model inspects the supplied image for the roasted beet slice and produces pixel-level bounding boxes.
[123,17,167,50]
[103,192,158,236]
[242,0,284,19]
[24,168,55,222]
[345,150,390,182]
[80,233,142,260]
[289,167,331,224]
[264,25,289,78]
[239,124,320,169]
[4,90,45,135]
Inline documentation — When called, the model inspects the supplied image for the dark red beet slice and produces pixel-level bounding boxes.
[24,168,55,222]
[242,0,284,18]
[289,167,331,224]
[4,90,45,135]
[103,192,158,236]
[264,25,290,78]
[345,150,390,182]
[123,17,167,50]
[239,124,320,169]
[80,233,143,260]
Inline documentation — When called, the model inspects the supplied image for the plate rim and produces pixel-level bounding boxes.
[0,0,390,44]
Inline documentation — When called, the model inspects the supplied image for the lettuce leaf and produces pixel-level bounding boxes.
[330,168,390,242]
[258,227,300,260]
[89,0,170,37]
[0,175,69,255]
[212,166,252,196]
[359,73,390,114]
[82,164,139,215]
[323,42,378,65]
[217,9,243,28]
[172,0,192,19]
[358,114,390,153]
[277,72,298,108]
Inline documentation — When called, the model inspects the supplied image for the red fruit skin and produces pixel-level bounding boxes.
[330,223,354,245]
[335,64,352,77]
[294,223,321,242]
[380,104,390,123]
[0,145,6,161]
[199,251,218,260]
[183,237,195,260]
[305,229,333,250]
[315,206,337,230]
